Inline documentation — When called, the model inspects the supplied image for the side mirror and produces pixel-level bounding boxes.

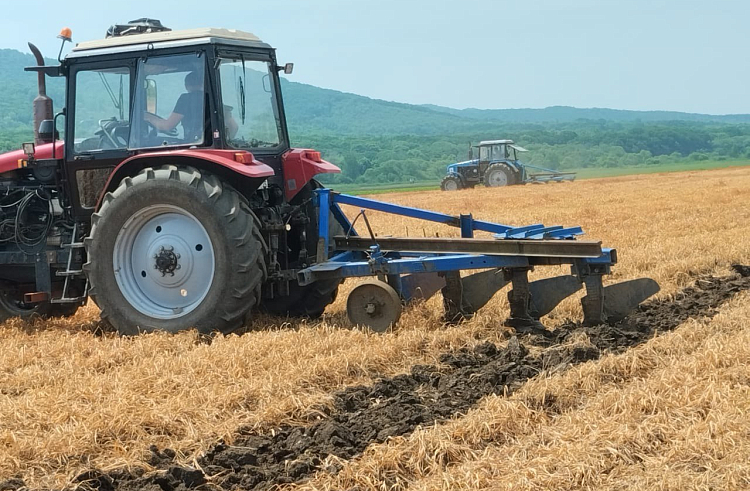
[38,119,58,143]
[278,62,294,74]
[145,79,157,114]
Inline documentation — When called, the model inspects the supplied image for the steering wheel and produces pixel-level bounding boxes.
[98,118,131,149]
[142,117,160,143]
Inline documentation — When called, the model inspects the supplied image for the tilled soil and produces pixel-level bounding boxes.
[4,265,749,491]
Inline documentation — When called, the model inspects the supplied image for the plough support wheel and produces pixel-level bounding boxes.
[347,280,402,332]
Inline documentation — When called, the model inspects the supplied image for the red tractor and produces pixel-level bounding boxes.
[0,20,342,333]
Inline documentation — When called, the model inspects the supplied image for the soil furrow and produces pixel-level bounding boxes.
[7,265,749,491]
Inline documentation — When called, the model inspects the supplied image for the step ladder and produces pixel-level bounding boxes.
[51,222,88,304]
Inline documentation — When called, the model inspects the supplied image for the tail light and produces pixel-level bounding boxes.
[304,150,322,162]
[234,152,255,164]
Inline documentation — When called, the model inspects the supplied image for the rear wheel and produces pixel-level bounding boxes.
[484,164,515,187]
[85,165,268,335]
[440,175,463,191]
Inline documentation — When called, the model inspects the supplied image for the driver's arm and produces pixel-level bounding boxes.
[144,111,183,132]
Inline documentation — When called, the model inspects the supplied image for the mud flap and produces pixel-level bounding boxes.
[528,275,583,319]
[603,278,661,323]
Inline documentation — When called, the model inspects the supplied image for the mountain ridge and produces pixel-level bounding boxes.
[3,48,750,138]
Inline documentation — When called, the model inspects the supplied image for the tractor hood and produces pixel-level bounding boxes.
[447,159,479,173]
[0,141,64,175]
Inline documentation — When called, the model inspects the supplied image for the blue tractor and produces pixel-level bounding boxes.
[441,140,576,191]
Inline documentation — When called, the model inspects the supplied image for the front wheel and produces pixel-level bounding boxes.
[0,287,81,323]
[440,175,463,191]
[85,165,268,335]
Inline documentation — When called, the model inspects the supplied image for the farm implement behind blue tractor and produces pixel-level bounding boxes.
[441,140,576,191]
[306,189,659,333]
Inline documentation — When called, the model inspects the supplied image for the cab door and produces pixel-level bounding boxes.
[478,144,491,176]
[65,61,135,216]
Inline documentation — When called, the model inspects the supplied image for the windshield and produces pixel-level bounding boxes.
[218,58,282,149]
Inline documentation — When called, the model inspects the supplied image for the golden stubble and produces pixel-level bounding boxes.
[297,293,750,491]
[1,166,749,488]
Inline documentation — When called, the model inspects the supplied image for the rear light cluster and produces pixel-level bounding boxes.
[233,152,255,164]
[304,150,322,162]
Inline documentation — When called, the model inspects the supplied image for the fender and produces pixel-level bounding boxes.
[282,148,341,201]
[0,141,64,175]
[98,149,275,208]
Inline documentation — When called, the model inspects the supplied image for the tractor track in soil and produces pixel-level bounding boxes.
[4,265,749,491]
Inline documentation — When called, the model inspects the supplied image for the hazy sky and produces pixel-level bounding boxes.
[2,0,747,114]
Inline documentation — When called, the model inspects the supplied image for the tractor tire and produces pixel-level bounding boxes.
[85,165,268,335]
[440,175,463,191]
[261,182,343,319]
[484,164,516,187]
[0,288,80,323]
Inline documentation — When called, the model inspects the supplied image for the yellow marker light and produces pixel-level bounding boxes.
[58,27,73,42]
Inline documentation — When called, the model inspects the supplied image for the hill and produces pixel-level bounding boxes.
[4,47,750,137]
[2,48,750,186]
[421,104,750,124]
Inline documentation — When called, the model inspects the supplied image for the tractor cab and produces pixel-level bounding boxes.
[475,139,527,167]
[69,30,288,153]
[37,22,296,214]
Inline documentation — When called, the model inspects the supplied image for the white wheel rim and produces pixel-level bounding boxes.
[444,179,458,191]
[488,169,508,186]
[113,204,215,319]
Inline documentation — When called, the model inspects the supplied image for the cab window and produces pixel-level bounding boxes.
[491,144,506,160]
[479,145,490,161]
[129,53,206,149]
[73,66,131,153]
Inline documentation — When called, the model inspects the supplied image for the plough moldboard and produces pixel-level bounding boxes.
[302,188,660,333]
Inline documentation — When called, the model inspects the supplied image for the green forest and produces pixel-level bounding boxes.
[2,48,750,186]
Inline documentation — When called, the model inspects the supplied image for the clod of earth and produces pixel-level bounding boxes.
[10,266,750,491]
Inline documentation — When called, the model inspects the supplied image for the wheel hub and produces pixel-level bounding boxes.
[154,246,181,276]
[113,205,215,319]
[346,280,402,332]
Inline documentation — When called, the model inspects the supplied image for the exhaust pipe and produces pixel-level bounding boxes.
[28,42,54,145]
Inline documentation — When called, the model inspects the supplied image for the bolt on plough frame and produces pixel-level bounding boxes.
[302,188,659,333]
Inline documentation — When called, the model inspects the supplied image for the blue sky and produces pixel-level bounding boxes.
[2,0,747,114]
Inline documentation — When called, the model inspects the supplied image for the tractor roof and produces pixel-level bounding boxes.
[68,28,271,58]
[478,140,515,146]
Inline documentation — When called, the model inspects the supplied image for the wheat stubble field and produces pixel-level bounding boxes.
[1,167,749,490]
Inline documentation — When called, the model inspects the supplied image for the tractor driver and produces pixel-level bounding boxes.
[143,71,204,143]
